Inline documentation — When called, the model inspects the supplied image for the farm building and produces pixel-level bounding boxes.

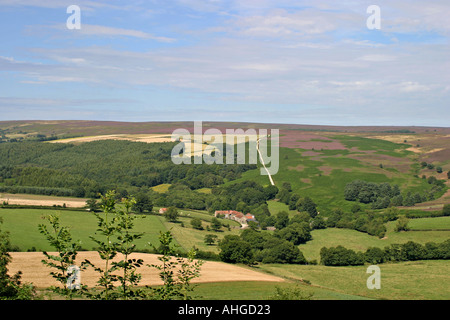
[159,208,168,214]
[214,210,257,226]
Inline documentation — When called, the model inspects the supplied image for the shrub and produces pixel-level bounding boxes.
[257,238,307,264]
[218,235,254,265]
[1,218,36,300]
[364,247,386,264]
[320,246,364,266]
[443,204,450,216]
[190,218,203,230]
[394,215,410,232]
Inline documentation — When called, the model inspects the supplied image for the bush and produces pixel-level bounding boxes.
[268,285,313,300]
[443,204,450,216]
[394,215,410,232]
[256,238,307,264]
[320,246,365,266]
[164,206,179,222]
[364,247,386,264]
[320,240,450,266]
[275,222,311,245]
[402,241,426,261]
[190,218,203,230]
[218,235,254,265]
[344,180,400,208]
[1,218,36,300]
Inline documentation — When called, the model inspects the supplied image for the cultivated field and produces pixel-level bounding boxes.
[0,193,87,208]
[8,251,284,289]
[49,134,173,145]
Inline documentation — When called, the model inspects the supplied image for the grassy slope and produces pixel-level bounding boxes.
[298,225,450,262]
[408,216,450,230]
[0,208,168,251]
[0,207,241,254]
[268,198,450,262]
[257,260,450,300]
[2,124,449,300]
[234,133,437,213]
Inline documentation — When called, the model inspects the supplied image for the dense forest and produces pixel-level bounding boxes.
[0,140,256,198]
[0,140,284,224]
[344,179,445,209]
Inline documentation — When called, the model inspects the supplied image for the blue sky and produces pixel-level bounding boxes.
[0,0,449,126]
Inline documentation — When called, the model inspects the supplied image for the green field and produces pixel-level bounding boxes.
[0,207,242,253]
[257,260,450,300]
[193,280,368,300]
[158,208,242,253]
[298,224,450,261]
[0,208,168,251]
[267,200,297,217]
[408,216,450,230]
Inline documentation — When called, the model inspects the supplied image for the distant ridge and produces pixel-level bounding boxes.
[1,120,449,138]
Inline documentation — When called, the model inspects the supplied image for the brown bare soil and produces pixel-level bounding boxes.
[280,130,346,150]
[288,165,305,171]
[317,166,333,176]
[8,252,284,289]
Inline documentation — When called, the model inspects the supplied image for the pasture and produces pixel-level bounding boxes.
[0,208,168,251]
[258,260,450,300]
[0,207,241,254]
[298,224,450,261]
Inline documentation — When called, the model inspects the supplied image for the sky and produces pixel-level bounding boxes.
[0,0,449,126]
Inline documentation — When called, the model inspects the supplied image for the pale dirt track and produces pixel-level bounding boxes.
[8,252,284,288]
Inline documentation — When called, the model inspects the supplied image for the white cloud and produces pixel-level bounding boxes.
[357,54,397,62]
[77,24,176,42]
[229,8,344,38]
[398,82,431,93]
[1,0,449,125]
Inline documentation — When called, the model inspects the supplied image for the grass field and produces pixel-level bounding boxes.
[0,208,169,251]
[407,216,450,230]
[298,222,450,262]
[0,207,241,254]
[160,214,241,253]
[192,280,367,300]
[267,200,297,217]
[151,184,171,193]
[257,260,450,300]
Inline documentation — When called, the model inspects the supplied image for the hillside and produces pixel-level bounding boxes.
[1,120,449,214]
[1,120,449,300]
